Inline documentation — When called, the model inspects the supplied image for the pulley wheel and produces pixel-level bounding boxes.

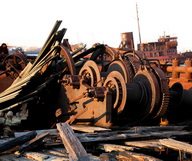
[107,59,134,83]
[79,60,101,87]
[104,71,127,113]
[3,52,28,79]
[133,67,160,119]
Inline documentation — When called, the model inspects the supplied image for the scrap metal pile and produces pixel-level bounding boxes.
[0,20,191,129]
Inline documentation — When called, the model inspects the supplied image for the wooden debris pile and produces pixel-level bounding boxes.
[1,123,192,160]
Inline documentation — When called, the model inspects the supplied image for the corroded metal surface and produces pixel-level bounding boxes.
[167,59,192,89]
[0,51,28,92]
[1,21,192,128]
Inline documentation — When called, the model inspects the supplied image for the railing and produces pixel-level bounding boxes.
[167,59,192,80]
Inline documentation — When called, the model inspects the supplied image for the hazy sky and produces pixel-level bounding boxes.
[0,0,191,52]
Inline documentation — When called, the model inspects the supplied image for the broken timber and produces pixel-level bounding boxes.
[71,124,111,133]
[0,131,37,153]
[56,122,99,161]
[18,132,49,154]
[124,140,164,151]
[160,138,192,154]
[14,125,190,143]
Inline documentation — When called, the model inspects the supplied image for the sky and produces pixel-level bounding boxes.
[0,0,192,52]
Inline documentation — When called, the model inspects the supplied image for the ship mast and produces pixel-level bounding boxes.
[136,3,142,45]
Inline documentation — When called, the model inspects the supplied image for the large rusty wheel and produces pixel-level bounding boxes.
[104,71,127,113]
[150,66,170,118]
[60,45,76,75]
[90,45,122,71]
[90,45,118,61]
[124,52,142,74]
[107,59,134,83]
[79,60,101,87]
[3,51,28,79]
[133,67,160,119]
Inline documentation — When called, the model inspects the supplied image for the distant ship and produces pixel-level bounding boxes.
[119,32,192,64]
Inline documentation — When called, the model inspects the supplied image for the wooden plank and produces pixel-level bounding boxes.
[117,151,162,161]
[124,140,164,151]
[71,124,111,133]
[14,126,192,145]
[100,151,162,161]
[0,154,31,161]
[129,126,185,132]
[15,129,57,137]
[25,151,69,161]
[100,152,138,161]
[43,148,68,157]
[99,143,134,152]
[0,131,37,153]
[18,132,49,154]
[56,122,89,161]
[159,138,192,154]
[79,130,192,143]
[24,152,50,161]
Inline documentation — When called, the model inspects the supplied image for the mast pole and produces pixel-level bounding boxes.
[136,3,142,45]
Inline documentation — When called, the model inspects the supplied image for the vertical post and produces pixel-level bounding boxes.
[136,3,142,45]
[172,59,179,79]
[185,59,192,80]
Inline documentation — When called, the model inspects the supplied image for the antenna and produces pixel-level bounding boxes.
[136,3,142,44]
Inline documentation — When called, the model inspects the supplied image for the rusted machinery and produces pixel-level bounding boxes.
[167,58,192,89]
[1,21,192,129]
[0,50,28,93]
[54,43,171,127]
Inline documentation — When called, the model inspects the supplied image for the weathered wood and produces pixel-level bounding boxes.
[77,130,191,143]
[124,140,164,151]
[100,153,123,161]
[117,151,162,161]
[71,124,111,133]
[56,122,89,161]
[24,152,50,161]
[0,154,31,161]
[0,131,37,153]
[14,126,192,145]
[18,132,49,153]
[24,151,70,161]
[99,143,134,152]
[100,151,162,161]
[43,148,68,157]
[129,126,185,132]
[159,138,192,154]
[15,129,57,137]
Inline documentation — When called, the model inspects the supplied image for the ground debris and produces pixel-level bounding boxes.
[1,124,192,160]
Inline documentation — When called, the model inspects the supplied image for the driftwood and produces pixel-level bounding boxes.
[0,131,37,153]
